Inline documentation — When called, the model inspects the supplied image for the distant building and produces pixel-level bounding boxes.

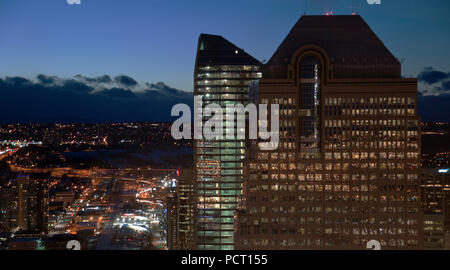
[236,15,423,250]
[423,214,445,249]
[421,168,450,249]
[0,186,14,232]
[166,192,178,250]
[11,175,49,234]
[54,191,75,204]
[193,33,261,250]
[8,236,44,250]
[177,169,195,250]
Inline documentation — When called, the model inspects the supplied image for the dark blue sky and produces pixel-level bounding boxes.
[0,0,449,92]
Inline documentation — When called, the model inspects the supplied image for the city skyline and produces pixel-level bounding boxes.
[1,1,450,254]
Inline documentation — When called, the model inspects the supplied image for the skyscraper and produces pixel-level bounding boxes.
[166,192,178,250]
[421,168,450,249]
[177,168,195,250]
[236,15,423,250]
[193,34,261,250]
[0,186,13,232]
[12,175,49,234]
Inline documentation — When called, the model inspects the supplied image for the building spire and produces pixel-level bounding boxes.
[351,0,360,15]
[303,0,307,15]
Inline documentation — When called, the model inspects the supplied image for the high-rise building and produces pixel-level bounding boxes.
[421,168,450,249]
[166,192,178,250]
[422,214,445,250]
[421,168,450,225]
[12,175,49,234]
[0,186,13,232]
[176,168,195,250]
[194,34,261,250]
[236,15,423,250]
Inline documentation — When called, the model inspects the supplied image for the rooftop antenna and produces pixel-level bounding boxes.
[397,57,406,64]
[303,0,307,15]
[351,0,360,15]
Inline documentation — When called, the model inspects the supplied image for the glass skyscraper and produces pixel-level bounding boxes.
[193,34,261,250]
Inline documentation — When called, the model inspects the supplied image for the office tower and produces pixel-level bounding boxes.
[422,214,445,250]
[421,168,450,249]
[236,15,423,250]
[0,187,13,232]
[194,34,261,250]
[166,192,178,250]
[12,175,49,234]
[177,168,195,250]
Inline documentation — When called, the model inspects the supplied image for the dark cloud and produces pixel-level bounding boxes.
[37,74,57,85]
[95,88,136,98]
[418,67,450,85]
[75,74,112,84]
[442,81,450,91]
[5,76,30,85]
[61,79,95,94]
[96,75,113,84]
[0,74,192,123]
[149,82,186,96]
[1,73,450,122]
[114,75,138,87]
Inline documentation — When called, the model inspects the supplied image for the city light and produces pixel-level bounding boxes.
[0,0,448,257]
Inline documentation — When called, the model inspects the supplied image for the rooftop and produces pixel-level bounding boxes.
[265,15,401,79]
[196,34,261,66]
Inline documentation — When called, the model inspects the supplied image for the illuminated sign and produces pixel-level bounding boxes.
[439,169,449,173]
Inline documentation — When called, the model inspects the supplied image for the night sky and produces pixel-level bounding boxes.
[0,0,449,122]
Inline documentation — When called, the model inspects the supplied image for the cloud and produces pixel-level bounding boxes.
[0,74,192,123]
[417,67,450,97]
[5,76,30,85]
[417,67,450,85]
[61,79,95,94]
[442,81,450,91]
[37,74,58,85]
[114,75,138,87]
[1,72,450,123]
[148,82,187,96]
[95,88,136,98]
[75,74,112,84]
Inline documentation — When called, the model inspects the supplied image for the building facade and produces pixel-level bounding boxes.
[0,186,14,232]
[421,168,450,249]
[12,175,49,234]
[166,192,178,250]
[194,34,261,250]
[176,168,195,250]
[236,15,423,250]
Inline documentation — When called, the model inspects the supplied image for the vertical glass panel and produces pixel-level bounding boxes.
[299,56,320,152]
